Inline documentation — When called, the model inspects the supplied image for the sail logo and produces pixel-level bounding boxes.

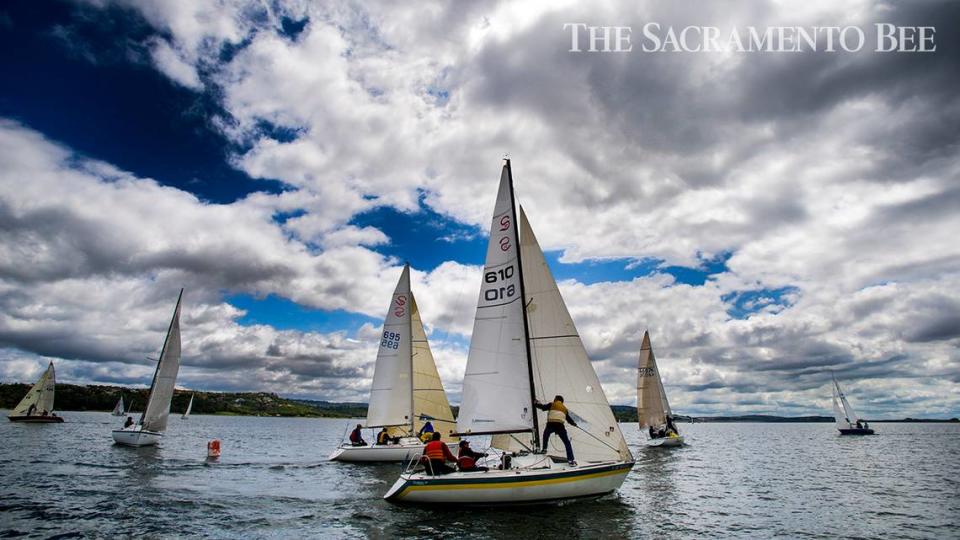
[394,295,407,318]
[499,236,511,251]
[638,367,656,377]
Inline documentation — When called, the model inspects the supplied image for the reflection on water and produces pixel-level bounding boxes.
[1,412,957,538]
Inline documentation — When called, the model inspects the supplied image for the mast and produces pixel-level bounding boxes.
[140,288,183,425]
[506,159,540,449]
[406,264,416,437]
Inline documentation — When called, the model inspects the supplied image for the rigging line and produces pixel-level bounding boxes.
[572,423,622,454]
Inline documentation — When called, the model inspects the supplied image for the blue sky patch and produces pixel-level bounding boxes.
[350,200,487,270]
[228,293,379,334]
[722,286,800,319]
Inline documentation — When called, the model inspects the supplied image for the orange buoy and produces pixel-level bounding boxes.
[207,439,221,459]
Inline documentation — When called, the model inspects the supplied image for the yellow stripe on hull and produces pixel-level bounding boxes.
[388,462,634,504]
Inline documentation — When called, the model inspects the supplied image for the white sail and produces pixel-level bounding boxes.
[140,289,183,433]
[637,331,674,433]
[182,394,193,419]
[832,378,860,429]
[11,362,56,416]
[366,265,414,429]
[112,396,125,416]
[493,207,631,463]
[457,166,535,436]
[410,294,458,440]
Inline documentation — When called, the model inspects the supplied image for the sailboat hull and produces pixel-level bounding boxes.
[112,429,163,447]
[646,435,683,447]
[839,428,875,435]
[8,415,64,423]
[330,441,457,462]
[384,460,634,504]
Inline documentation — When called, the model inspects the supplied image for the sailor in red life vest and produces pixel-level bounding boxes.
[534,395,577,466]
[423,432,457,475]
[349,424,367,446]
[457,440,489,472]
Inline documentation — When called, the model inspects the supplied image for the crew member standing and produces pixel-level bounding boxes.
[535,395,577,466]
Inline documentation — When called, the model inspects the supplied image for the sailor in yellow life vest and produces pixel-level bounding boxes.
[534,395,577,466]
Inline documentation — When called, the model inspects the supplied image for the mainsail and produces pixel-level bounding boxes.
[410,295,458,440]
[182,394,193,419]
[460,161,631,463]
[140,289,183,433]
[366,265,415,430]
[12,362,56,416]
[832,377,859,429]
[636,331,674,432]
[366,264,457,437]
[457,166,536,437]
[112,396,125,416]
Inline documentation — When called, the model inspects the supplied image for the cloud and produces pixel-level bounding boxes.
[2,1,959,416]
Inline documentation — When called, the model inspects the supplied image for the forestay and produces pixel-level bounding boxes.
[12,363,56,416]
[141,290,183,433]
[410,294,458,440]
[457,167,536,436]
[366,266,414,429]
[493,208,631,463]
[637,331,673,430]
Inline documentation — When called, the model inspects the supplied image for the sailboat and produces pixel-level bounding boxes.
[329,264,459,462]
[7,362,64,423]
[112,289,184,447]
[182,394,193,419]
[832,376,875,435]
[111,396,125,416]
[637,331,683,447]
[384,160,633,504]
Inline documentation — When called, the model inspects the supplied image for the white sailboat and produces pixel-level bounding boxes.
[8,362,64,423]
[385,160,634,504]
[832,376,875,435]
[182,394,193,419]
[111,396,125,416]
[637,331,683,447]
[329,264,459,462]
[112,289,184,447]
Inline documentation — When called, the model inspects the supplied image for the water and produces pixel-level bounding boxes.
[1,413,957,538]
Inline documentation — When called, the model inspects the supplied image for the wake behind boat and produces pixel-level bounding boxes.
[832,376,875,435]
[329,264,458,462]
[385,160,633,505]
[637,332,683,447]
[7,362,64,423]
[112,289,184,447]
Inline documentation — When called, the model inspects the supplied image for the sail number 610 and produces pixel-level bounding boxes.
[484,265,516,301]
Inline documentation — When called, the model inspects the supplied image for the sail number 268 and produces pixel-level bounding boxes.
[484,265,516,301]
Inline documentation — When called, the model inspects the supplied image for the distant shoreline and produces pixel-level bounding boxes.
[2,383,957,422]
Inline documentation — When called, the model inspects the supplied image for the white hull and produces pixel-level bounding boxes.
[329,440,457,462]
[384,459,634,504]
[112,429,163,447]
[646,436,683,447]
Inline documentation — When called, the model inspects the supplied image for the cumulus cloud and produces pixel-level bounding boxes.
[2,0,959,416]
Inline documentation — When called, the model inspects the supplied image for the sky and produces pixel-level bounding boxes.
[1,0,958,418]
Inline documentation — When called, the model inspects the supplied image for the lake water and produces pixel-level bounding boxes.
[1,412,957,538]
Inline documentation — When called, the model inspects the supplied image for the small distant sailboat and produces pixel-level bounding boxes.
[111,396,125,416]
[384,160,634,504]
[182,394,193,419]
[7,362,64,423]
[112,289,184,447]
[329,264,459,462]
[637,331,683,447]
[832,376,875,435]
